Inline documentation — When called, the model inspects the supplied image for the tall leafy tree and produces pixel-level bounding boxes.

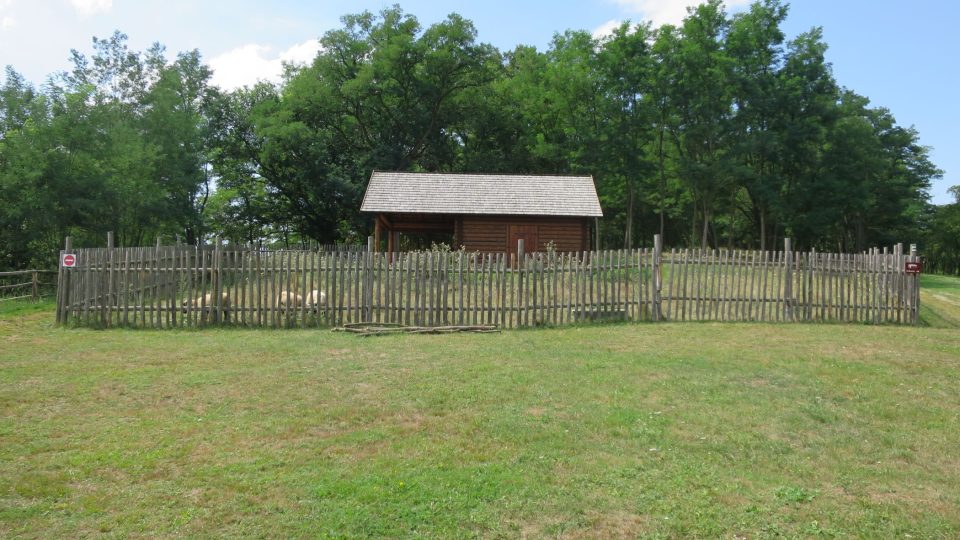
[596,23,658,248]
[670,0,736,249]
[255,6,500,242]
[725,0,788,249]
[205,83,282,244]
[924,186,960,275]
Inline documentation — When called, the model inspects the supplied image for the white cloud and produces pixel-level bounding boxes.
[592,19,648,41]
[592,19,622,40]
[614,0,751,27]
[0,0,13,31]
[278,40,319,64]
[209,39,320,90]
[69,0,113,17]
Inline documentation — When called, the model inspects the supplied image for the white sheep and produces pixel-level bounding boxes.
[181,292,231,321]
[305,289,327,312]
[277,291,303,314]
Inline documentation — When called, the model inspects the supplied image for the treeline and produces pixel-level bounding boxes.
[925,187,960,275]
[0,0,952,272]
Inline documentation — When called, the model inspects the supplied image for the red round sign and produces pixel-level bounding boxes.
[62,254,76,267]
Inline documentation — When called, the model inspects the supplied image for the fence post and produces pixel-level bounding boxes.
[364,236,374,322]
[56,236,73,325]
[783,237,793,322]
[895,243,904,323]
[910,244,919,325]
[516,239,525,326]
[32,271,39,301]
[213,236,222,325]
[105,231,114,327]
[653,234,662,322]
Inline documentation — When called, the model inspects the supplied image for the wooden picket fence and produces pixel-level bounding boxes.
[55,236,921,329]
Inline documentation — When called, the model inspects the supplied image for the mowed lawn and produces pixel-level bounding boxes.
[2,276,959,538]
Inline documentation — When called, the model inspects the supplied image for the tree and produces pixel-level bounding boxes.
[924,186,960,275]
[255,6,500,242]
[670,0,736,249]
[140,49,216,244]
[596,23,658,248]
[205,83,283,244]
[725,0,788,249]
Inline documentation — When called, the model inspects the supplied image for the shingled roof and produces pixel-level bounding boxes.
[360,171,603,217]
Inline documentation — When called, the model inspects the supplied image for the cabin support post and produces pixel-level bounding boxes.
[594,218,600,251]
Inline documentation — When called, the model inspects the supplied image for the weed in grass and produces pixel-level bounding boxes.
[776,486,817,504]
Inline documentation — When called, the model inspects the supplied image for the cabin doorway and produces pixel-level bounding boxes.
[509,225,538,260]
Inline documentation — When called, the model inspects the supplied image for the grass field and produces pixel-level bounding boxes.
[2,274,959,538]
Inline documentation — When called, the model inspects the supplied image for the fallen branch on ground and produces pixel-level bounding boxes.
[333,323,499,336]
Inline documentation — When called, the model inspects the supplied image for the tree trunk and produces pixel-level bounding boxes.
[658,126,667,242]
[726,212,734,250]
[701,207,710,251]
[691,199,699,250]
[856,217,866,252]
[759,208,767,252]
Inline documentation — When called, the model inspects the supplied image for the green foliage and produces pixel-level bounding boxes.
[0,2,947,270]
[252,6,501,243]
[0,33,215,269]
[923,187,960,275]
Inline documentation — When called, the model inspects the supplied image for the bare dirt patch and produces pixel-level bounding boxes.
[562,511,650,539]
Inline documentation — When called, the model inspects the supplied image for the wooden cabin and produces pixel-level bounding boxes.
[360,171,603,255]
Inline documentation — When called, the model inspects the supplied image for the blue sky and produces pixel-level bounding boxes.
[1,0,956,204]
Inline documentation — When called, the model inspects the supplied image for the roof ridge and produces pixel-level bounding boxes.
[373,171,593,179]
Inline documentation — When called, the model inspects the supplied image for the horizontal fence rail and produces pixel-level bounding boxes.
[55,237,920,329]
[1,270,54,302]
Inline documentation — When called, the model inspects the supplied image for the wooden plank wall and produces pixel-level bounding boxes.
[55,237,921,328]
[459,216,589,253]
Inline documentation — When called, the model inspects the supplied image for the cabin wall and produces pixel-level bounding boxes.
[457,215,589,253]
